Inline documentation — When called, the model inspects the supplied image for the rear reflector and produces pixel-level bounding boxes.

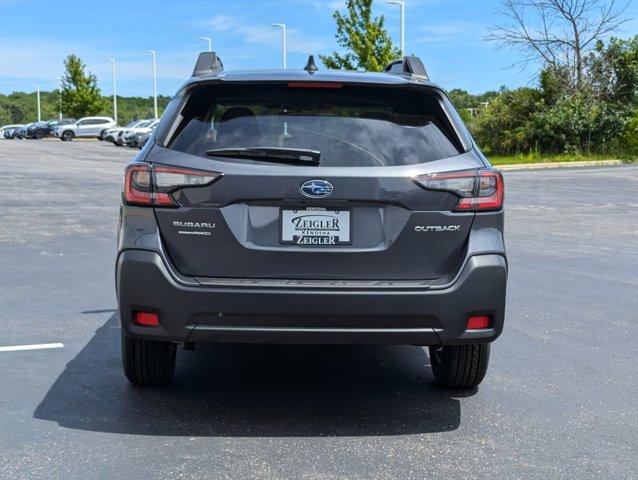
[134,312,160,327]
[414,170,504,212]
[466,315,490,330]
[123,163,221,207]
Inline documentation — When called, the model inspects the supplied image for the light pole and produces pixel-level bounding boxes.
[146,50,158,118]
[58,76,63,120]
[271,23,287,68]
[388,0,405,56]
[106,58,118,124]
[198,36,212,52]
[36,85,41,122]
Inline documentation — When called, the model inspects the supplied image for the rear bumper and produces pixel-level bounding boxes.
[116,250,507,346]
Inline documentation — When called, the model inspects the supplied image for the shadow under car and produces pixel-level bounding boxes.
[34,315,468,437]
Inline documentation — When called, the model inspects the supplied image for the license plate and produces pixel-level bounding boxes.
[280,207,351,246]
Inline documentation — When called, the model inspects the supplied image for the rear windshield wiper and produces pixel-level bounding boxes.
[206,147,320,166]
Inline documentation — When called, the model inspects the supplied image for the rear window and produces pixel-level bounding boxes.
[166,84,465,167]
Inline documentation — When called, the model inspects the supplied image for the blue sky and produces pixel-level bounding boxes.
[0,0,636,96]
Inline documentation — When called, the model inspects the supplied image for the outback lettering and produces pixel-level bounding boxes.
[414,225,462,232]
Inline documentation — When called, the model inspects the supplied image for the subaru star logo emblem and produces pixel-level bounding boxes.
[300,180,334,198]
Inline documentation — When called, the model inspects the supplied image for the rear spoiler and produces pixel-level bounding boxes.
[192,52,224,77]
[384,56,429,80]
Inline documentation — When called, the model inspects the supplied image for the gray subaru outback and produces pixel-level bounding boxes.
[116,53,507,388]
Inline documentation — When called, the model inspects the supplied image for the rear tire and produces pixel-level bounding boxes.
[429,344,490,389]
[35,131,45,140]
[121,332,176,386]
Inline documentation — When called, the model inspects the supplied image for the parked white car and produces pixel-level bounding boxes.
[1,124,24,139]
[102,119,149,144]
[54,117,116,141]
[115,119,159,146]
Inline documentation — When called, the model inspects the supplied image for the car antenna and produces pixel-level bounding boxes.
[304,55,318,74]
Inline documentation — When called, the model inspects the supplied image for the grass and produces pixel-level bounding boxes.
[488,152,633,166]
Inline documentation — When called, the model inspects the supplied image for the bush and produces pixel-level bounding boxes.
[471,88,543,155]
[622,111,638,155]
[531,92,629,154]
[469,87,635,157]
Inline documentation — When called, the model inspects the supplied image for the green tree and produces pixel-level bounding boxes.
[61,55,107,118]
[447,89,500,125]
[587,36,638,106]
[448,89,479,110]
[1,90,171,127]
[539,66,572,106]
[319,0,401,72]
[0,106,10,125]
[472,88,544,155]
[622,110,638,154]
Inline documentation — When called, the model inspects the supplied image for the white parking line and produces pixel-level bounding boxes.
[0,343,64,353]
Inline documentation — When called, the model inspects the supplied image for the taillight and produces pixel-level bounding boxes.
[153,166,221,206]
[414,170,504,212]
[123,163,221,207]
[123,164,153,206]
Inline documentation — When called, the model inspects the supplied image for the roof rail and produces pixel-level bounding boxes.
[193,52,224,77]
[384,56,429,80]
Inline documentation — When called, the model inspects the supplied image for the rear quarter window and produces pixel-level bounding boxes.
[165,83,467,167]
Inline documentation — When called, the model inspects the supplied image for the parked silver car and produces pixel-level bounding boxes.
[102,119,150,144]
[0,124,25,139]
[124,123,158,148]
[54,117,116,141]
[115,119,158,146]
[122,120,159,147]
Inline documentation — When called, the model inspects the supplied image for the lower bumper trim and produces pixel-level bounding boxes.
[195,276,433,290]
[187,325,441,346]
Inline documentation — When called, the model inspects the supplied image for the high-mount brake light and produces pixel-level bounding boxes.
[123,164,221,207]
[287,82,343,89]
[414,170,504,212]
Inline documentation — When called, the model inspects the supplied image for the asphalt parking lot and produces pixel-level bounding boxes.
[0,139,636,479]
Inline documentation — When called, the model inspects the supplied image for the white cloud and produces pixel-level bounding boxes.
[296,0,344,11]
[0,37,195,95]
[326,1,346,10]
[0,38,77,86]
[207,15,332,55]
[413,20,486,44]
[308,0,444,14]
